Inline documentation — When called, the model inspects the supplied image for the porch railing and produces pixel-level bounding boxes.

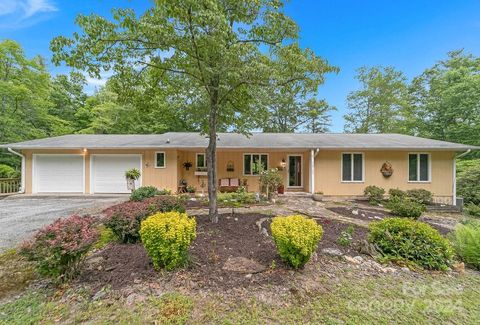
[0,178,21,194]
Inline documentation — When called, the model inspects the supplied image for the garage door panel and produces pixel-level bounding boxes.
[92,155,141,193]
[34,155,84,193]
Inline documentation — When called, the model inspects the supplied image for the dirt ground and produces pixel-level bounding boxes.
[77,213,367,292]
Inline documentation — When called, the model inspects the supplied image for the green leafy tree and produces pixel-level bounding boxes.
[409,50,480,153]
[49,72,87,123]
[263,83,335,133]
[0,40,73,167]
[344,66,409,133]
[50,0,336,222]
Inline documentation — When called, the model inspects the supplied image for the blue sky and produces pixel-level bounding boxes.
[1,0,480,131]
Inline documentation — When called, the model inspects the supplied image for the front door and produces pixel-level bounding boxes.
[288,155,302,188]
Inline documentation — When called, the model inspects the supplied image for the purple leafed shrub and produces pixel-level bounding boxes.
[103,195,186,243]
[20,215,98,280]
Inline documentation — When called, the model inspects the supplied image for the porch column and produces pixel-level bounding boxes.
[310,149,315,193]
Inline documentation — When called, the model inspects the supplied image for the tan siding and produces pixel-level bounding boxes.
[178,150,309,192]
[314,150,454,203]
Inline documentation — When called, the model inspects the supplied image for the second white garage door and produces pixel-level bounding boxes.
[91,155,142,193]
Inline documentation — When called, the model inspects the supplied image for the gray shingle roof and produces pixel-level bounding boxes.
[1,132,478,151]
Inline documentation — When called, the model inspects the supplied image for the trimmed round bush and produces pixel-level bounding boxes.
[387,197,425,219]
[20,215,98,280]
[140,212,196,270]
[130,186,160,201]
[388,188,407,200]
[406,189,432,205]
[451,221,480,270]
[368,218,454,270]
[364,185,385,205]
[271,215,323,269]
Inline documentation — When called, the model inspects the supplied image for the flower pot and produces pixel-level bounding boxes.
[312,193,323,202]
[277,185,285,194]
[381,170,393,177]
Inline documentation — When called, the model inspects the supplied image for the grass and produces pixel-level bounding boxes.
[2,271,479,324]
[0,249,36,300]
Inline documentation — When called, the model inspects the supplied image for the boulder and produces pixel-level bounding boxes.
[321,248,343,257]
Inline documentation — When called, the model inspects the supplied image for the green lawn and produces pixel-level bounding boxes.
[1,270,479,324]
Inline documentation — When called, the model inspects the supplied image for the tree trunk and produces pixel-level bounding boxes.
[207,86,219,223]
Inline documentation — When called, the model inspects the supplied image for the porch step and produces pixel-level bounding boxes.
[426,205,462,213]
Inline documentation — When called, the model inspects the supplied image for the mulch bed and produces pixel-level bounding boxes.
[77,213,367,292]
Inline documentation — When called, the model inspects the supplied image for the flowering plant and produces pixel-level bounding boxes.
[20,215,98,280]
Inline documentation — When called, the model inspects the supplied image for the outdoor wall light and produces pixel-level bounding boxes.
[82,148,88,153]
[280,158,286,168]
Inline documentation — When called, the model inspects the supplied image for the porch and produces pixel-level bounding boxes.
[176,149,316,193]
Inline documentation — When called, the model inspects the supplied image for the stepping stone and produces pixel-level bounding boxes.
[222,257,267,273]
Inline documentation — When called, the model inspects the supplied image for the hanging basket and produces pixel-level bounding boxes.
[380,161,393,178]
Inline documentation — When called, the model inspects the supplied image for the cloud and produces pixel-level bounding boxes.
[0,0,58,29]
[84,71,114,95]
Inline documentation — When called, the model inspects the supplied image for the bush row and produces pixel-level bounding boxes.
[130,186,172,201]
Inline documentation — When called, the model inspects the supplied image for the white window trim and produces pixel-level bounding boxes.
[287,154,303,188]
[340,152,365,183]
[154,151,166,169]
[408,153,431,183]
[196,153,206,168]
[243,153,269,176]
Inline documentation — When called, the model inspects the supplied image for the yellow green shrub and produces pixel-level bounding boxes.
[270,215,323,269]
[140,212,196,270]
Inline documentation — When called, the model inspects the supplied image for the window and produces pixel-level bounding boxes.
[244,154,268,175]
[155,152,166,168]
[409,153,430,182]
[342,153,363,182]
[196,153,206,170]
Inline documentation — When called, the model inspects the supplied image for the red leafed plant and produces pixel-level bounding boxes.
[20,215,98,280]
[103,196,186,243]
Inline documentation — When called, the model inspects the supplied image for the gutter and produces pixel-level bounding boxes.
[7,148,25,193]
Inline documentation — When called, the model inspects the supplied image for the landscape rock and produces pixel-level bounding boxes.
[92,290,107,301]
[381,267,397,273]
[321,248,343,257]
[352,210,359,215]
[344,256,362,265]
[126,293,146,306]
[353,256,364,263]
[222,257,267,274]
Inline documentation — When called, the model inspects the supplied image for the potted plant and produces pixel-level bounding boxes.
[259,168,283,200]
[380,161,393,177]
[183,161,193,171]
[277,184,285,195]
[312,191,324,202]
[125,168,141,192]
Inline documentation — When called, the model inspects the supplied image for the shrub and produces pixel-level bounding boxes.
[259,168,283,199]
[94,226,118,249]
[218,189,256,207]
[337,225,355,247]
[464,203,480,218]
[20,215,98,279]
[368,218,454,270]
[130,186,159,201]
[406,189,432,205]
[451,222,480,270]
[386,197,425,219]
[388,188,407,200]
[140,212,196,270]
[158,188,172,195]
[457,159,480,205]
[364,185,385,205]
[0,164,19,178]
[271,215,323,269]
[103,196,186,243]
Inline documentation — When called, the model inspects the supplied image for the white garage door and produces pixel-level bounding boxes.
[33,155,84,193]
[91,155,142,193]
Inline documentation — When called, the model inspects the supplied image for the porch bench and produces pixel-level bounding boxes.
[219,178,240,193]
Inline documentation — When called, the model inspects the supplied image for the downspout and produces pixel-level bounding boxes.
[7,148,25,193]
[453,149,471,206]
[310,149,320,194]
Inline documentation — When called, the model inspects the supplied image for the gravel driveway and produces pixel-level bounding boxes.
[0,195,128,252]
